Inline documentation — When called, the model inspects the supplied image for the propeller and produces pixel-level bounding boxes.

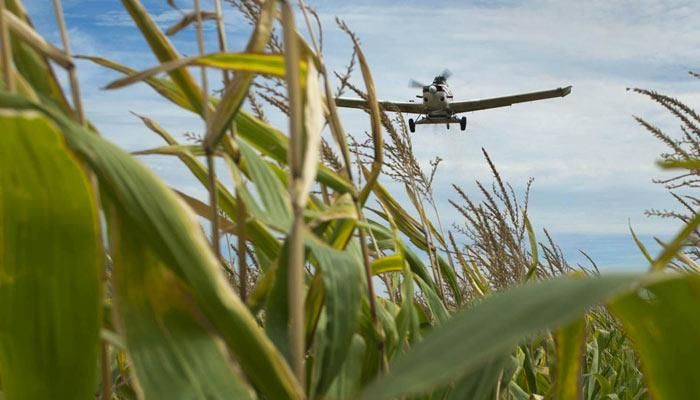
[409,79,428,88]
[437,68,452,80]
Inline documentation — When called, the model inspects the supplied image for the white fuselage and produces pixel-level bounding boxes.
[422,84,453,117]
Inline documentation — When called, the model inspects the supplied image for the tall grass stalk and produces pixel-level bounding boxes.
[51,0,83,124]
[282,0,306,386]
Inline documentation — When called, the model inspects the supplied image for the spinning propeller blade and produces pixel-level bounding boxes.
[409,79,428,88]
[438,68,452,80]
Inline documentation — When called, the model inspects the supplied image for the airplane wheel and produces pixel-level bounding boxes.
[408,118,415,133]
[460,116,467,131]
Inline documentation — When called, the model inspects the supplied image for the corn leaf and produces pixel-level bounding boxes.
[77,55,197,113]
[324,334,366,400]
[361,274,638,400]
[371,254,404,275]
[415,274,450,324]
[235,111,354,194]
[0,93,304,400]
[121,0,203,114]
[204,0,277,150]
[110,212,255,400]
[448,356,511,400]
[4,0,73,113]
[306,234,364,396]
[552,318,586,400]
[0,112,101,399]
[238,139,292,231]
[104,52,290,91]
[609,273,700,400]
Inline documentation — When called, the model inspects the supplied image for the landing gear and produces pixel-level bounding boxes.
[460,116,467,131]
[408,118,415,133]
[446,123,450,130]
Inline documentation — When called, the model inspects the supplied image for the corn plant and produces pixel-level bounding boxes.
[2,1,700,399]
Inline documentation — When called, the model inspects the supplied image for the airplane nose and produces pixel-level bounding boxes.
[429,85,437,93]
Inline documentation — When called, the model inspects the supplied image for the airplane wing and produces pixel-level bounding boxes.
[335,98,425,114]
[449,85,572,114]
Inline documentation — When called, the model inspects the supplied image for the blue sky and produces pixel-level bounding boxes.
[24,0,700,269]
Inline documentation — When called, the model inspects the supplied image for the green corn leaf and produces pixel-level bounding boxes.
[77,55,198,113]
[324,335,367,400]
[264,241,293,363]
[415,274,450,324]
[0,93,304,400]
[4,0,73,113]
[657,158,700,170]
[109,212,255,400]
[121,0,203,114]
[81,56,353,195]
[525,215,539,280]
[552,318,586,400]
[204,0,277,150]
[104,52,291,90]
[306,234,364,396]
[0,111,101,399]
[235,111,354,194]
[448,356,511,400]
[361,274,638,400]
[438,253,463,305]
[609,273,700,400]
[371,254,404,275]
[132,119,281,267]
[238,140,292,231]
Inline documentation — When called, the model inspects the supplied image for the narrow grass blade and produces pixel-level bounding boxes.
[628,221,654,265]
[77,55,196,112]
[657,158,700,170]
[524,215,539,280]
[652,211,700,270]
[174,189,236,233]
[0,112,101,399]
[165,10,217,36]
[104,53,289,91]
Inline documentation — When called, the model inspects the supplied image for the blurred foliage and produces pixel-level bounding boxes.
[1,1,700,399]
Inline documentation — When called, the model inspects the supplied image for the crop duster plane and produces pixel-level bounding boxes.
[335,70,572,132]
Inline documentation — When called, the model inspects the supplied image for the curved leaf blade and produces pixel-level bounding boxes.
[0,112,101,399]
[361,274,638,400]
[110,214,255,400]
[609,273,700,400]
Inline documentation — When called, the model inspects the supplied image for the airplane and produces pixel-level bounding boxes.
[335,70,572,133]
